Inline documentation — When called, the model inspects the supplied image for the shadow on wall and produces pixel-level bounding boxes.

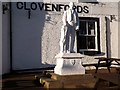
[11,2,54,71]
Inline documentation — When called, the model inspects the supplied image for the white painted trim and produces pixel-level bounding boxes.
[79,49,98,52]
[95,21,98,51]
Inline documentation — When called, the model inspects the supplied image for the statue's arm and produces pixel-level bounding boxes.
[62,11,67,26]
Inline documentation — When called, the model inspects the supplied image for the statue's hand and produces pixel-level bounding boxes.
[76,29,79,31]
[64,21,69,26]
[76,26,79,31]
[69,21,74,26]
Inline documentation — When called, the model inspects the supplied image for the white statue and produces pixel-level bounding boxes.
[60,2,79,53]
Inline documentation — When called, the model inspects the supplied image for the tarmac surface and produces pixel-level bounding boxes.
[1,72,45,90]
[1,68,120,90]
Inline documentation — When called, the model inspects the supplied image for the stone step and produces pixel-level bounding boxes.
[40,77,63,88]
[63,77,97,88]
[51,73,94,81]
[40,73,98,89]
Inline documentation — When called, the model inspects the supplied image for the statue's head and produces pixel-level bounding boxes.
[69,2,75,10]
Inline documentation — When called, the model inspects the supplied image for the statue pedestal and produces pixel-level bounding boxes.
[54,53,85,75]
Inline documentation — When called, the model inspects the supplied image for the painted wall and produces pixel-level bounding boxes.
[43,0,78,3]
[1,1,119,71]
[78,0,98,2]
[118,2,120,58]
[42,2,119,66]
[110,19,118,58]
[2,2,10,74]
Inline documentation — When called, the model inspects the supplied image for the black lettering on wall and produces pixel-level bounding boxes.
[52,4,59,11]
[31,2,37,10]
[15,2,90,19]
[17,2,23,9]
[28,10,31,19]
[45,3,51,11]
[58,4,64,11]
[24,2,30,10]
[38,2,44,10]
[2,4,9,14]
[83,6,89,13]
[64,5,69,11]
[16,2,89,13]
[77,6,82,13]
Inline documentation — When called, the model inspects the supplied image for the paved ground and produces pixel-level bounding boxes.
[1,68,120,90]
[1,72,45,90]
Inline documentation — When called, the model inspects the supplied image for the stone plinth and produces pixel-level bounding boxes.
[54,53,85,75]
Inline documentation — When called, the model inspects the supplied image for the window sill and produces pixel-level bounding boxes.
[79,51,100,56]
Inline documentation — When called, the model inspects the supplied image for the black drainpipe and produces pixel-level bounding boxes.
[105,16,109,58]
[9,2,13,72]
[105,16,110,58]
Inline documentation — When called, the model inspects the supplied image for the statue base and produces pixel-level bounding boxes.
[54,53,85,75]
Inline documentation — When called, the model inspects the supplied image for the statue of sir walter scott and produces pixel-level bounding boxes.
[60,2,79,53]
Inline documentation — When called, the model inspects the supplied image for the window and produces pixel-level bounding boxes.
[77,17,100,55]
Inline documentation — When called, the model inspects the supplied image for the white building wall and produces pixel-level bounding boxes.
[2,2,10,74]
[42,11,62,64]
[110,20,118,58]
[118,2,120,58]
[2,1,118,71]
[41,2,119,66]
[43,0,78,3]
[78,0,98,2]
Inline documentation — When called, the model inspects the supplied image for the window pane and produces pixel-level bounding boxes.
[79,36,87,49]
[79,21,87,34]
[87,36,95,49]
[88,21,95,35]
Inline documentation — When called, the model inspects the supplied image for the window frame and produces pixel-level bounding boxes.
[77,17,100,53]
